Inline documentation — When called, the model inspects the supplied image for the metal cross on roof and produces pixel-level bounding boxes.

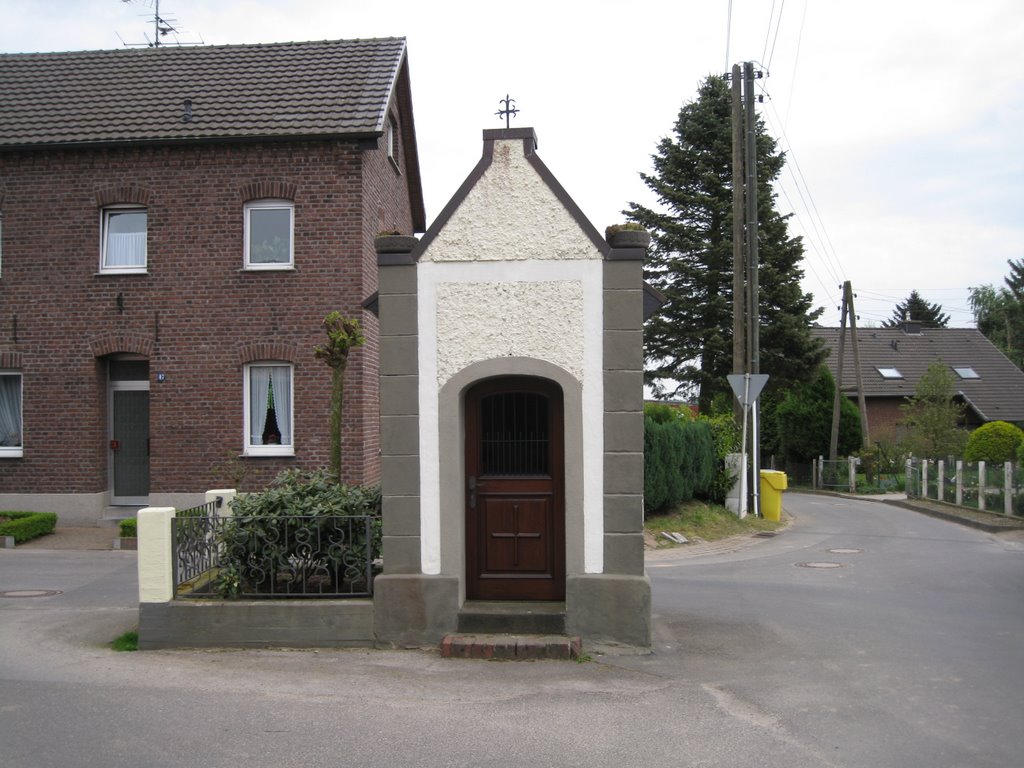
[495,94,519,128]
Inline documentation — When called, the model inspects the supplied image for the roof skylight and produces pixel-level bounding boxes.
[953,367,980,379]
[877,367,903,379]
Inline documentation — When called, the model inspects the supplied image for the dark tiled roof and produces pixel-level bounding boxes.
[811,326,1024,422]
[0,38,407,147]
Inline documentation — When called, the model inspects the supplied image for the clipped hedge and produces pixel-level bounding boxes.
[644,415,716,514]
[0,511,58,543]
[118,518,137,538]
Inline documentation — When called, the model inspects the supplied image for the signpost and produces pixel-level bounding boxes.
[727,373,769,518]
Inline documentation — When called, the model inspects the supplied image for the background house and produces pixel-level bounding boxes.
[0,38,424,524]
[811,322,1024,444]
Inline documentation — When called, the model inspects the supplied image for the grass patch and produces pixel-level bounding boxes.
[645,500,783,547]
[111,630,139,652]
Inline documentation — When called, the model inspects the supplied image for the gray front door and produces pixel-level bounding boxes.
[109,360,150,505]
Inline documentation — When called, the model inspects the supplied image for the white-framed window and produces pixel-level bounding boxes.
[244,200,294,269]
[386,116,397,161]
[244,362,293,455]
[0,372,23,457]
[100,206,147,273]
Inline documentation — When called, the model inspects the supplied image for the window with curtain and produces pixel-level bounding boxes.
[245,363,293,455]
[244,200,293,269]
[0,373,23,456]
[101,207,147,272]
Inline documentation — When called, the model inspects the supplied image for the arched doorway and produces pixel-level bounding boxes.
[464,376,565,601]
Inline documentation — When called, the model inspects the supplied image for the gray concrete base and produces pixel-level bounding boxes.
[138,600,375,649]
[566,573,651,648]
[373,573,460,648]
[0,492,108,526]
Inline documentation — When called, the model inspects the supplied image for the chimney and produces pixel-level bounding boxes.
[901,319,923,335]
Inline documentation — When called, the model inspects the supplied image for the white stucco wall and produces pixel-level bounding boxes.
[419,139,603,263]
[435,280,585,385]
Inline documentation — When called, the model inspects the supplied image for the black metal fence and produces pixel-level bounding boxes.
[173,511,379,599]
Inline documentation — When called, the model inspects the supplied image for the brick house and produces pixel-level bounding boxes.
[812,322,1024,444]
[0,38,424,524]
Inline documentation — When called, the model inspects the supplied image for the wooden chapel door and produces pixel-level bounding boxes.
[465,377,565,601]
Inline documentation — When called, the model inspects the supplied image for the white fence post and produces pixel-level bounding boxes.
[937,460,945,503]
[956,460,963,506]
[922,459,929,499]
[849,456,857,493]
[207,488,237,517]
[1005,463,1013,517]
[906,459,913,497]
[137,506,175,604]
[978,461,987,511]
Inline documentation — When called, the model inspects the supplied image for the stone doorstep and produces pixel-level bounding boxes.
[440,633,582,661]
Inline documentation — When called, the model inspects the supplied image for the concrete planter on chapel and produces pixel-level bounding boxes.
[606,230,651,249]
[374,234,419,254]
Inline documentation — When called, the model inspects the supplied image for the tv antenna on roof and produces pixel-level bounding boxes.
[117,0,203,48]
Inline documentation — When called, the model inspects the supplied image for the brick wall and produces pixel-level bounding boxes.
[0,134,414,496]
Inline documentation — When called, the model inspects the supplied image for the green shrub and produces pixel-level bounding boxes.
[643,416,716,513]
[216,470,381,597]
[0,511,58,543]
[699,411,742,504]
[118,518,137,538]
[775,366,861,463]
[963,421,1024,463]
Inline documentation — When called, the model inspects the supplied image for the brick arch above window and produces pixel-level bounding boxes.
[0,351,22,369]
[240,180,298,202]
[237,341,301,366]
[89,333,155,359]
[95,186,152,207]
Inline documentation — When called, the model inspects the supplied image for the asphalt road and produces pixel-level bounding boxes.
[1,493,1022,768]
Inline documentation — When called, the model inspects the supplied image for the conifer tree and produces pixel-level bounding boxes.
[626,75,824,412]
[881,290,949,328]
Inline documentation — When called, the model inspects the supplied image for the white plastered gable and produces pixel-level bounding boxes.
[418,138,603,263]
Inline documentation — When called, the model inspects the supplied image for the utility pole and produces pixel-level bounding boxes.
[829,281,871,457]
[744,62,762,516]
[829,285,849,461]
[846,283,871,447]
[731,64,745,426]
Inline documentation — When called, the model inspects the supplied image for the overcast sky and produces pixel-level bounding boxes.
[3,0,1021,328]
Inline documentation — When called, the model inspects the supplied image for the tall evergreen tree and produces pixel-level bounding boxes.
[881,290,949,328]
[626,75,824,412]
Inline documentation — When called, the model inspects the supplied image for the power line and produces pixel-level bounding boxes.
[764,0,787,73]
[760,0,778,66]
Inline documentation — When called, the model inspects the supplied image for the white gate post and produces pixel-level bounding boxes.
[849,456,857,493]
[956,460,963,506]
[905,459,913,497]
[137,507,175,604]
[1005,462,1013,517]
[922,459,929,499]
[979,461,987,511]
[937,460,945,503]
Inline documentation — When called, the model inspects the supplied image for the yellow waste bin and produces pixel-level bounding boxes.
[759,470,788,521]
